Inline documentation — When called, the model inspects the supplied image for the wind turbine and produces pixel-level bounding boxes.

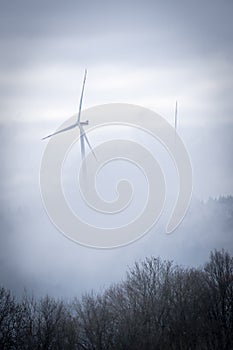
[42,69,97,161]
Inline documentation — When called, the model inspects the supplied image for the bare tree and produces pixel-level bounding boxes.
[0,287,23,349]
[73,292,115,350]
[204,249,233,350]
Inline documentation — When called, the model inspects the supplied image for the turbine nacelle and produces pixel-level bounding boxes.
[79,120,89,126]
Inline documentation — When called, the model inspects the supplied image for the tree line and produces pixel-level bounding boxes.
[0,249,232,350]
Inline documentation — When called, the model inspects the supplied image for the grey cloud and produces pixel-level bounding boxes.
[1,0,233,72]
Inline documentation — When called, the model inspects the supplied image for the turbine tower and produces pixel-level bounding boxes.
[175,100,178,131]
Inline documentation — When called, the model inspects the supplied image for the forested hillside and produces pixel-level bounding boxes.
[0,249,232,350]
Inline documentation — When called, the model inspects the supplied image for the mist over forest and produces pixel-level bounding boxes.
[1,193,233,299]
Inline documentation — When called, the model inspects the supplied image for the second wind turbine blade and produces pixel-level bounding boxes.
[80,125,97,160]
[42,123,77,140]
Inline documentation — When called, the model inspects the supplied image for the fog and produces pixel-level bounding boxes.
[0,0,233,297]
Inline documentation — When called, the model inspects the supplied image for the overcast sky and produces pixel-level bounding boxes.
[0,0,233,297]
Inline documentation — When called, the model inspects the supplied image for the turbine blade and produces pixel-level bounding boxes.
[42,123,76,140]
[77,69,87,123]
[80,125,97,160]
